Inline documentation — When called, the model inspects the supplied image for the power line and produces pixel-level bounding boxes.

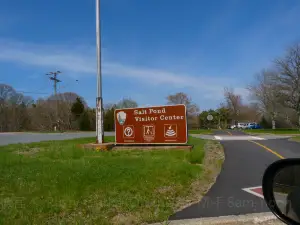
[17,91,50,95]
[58,79,79,92]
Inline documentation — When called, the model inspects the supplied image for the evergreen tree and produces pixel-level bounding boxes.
[260,115,270,129]
[79,111,91,131]
[104,106,115,131]
[71,97,85,119]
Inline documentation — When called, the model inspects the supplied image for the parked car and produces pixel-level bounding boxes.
[230,123,250,129]
[247,123,261,129]
[230,124,236,129]
[237,123,249,129]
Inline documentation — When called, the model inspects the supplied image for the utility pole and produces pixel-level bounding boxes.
[46,71,62,131]
[96,0,104,144]
[46,71,62,95]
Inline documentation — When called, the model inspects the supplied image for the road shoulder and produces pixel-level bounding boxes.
[174,139,225,212]
[152,212,283,225]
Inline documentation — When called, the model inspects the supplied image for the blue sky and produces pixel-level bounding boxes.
[1,0,300,110]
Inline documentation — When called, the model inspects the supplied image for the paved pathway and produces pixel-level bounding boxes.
[170,130,300,219]
[0,132,114,146]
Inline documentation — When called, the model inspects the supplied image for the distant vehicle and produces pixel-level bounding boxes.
[230,122,262,129]
[247,123,261,129]
[237,123,248,129]
[230,124,236,129]
[230,123,250,129]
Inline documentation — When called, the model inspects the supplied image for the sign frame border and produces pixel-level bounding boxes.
[114,104,188,145]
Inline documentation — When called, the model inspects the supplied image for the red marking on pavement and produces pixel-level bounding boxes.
[252,187,263,195]
[242,186,264,199]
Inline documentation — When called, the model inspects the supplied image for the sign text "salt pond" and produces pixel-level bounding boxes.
[134,107,185,122]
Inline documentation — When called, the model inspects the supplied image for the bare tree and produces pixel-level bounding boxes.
[48,92,87,106]
[0,84,33,131]
[0,83,98,132]
[115,98,138,109]
[167,92,199,115]
[223,87,243,125]
[166,92,200,128]
[47,92,86,130]
[247,69,284,129]
[0,84,33,105]
[0,84,16,102]
[104,103,115,110]
[275,44,300,128]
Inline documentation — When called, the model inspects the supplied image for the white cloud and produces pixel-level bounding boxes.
[0,39,246,101]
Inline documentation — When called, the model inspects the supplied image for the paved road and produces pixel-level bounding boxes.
[252,139,300,158]
[196,129,292,141]
[214,129,246,136]
[0,132,114,146]
[170,130,300,220]
[1,129,291,145]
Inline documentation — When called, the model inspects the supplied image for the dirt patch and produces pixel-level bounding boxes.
[111,213,138,225]
[155,186,174,195]
[174,140,225,211]
[113,145,192,151]
[15,147,42,155]
[150,212,282,225]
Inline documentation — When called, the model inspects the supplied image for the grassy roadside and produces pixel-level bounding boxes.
[0,136,223,224]
[289,136,300,142]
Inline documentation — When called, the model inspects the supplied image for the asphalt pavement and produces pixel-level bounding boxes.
[214,130,246,136]
[170,130,300,220]
[251,139,300,158]
[0,132,114,146]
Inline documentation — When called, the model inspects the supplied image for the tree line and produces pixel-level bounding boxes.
[0,84,95,132]
[0,84,291,132]
[0,83,286,132]
[247,43,300,129]
[201,42,300,129]
[1,43,300,131]
[0,85,202,132]
[0,84,139,132]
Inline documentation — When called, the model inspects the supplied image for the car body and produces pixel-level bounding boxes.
[230,125,236,129]
[230,122,261,129]
[237,123,248,129]
[230,123,249,129]
[247,123,261,129]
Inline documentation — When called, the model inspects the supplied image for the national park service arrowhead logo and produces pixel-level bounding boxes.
[117,111,127,125]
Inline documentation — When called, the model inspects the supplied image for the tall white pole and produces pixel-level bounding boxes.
[96,0,104,143]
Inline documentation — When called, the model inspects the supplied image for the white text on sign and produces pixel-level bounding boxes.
[134,107,184,122]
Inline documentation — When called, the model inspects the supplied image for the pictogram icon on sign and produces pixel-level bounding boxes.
[123,125,134,138]
[164,124,177,138]
[143,125,155,142]
[143,125,155,137]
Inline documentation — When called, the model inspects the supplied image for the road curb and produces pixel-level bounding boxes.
[150,212,283,225]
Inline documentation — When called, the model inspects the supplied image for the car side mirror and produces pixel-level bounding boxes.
[263,159,300,225]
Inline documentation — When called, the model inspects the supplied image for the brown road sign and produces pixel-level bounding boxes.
[115,104,187,144]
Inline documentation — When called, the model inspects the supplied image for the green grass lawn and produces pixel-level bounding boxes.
[188,129,213,134]
[0,136,208,225]
[290,136,300,142]
[245,129,300,135]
